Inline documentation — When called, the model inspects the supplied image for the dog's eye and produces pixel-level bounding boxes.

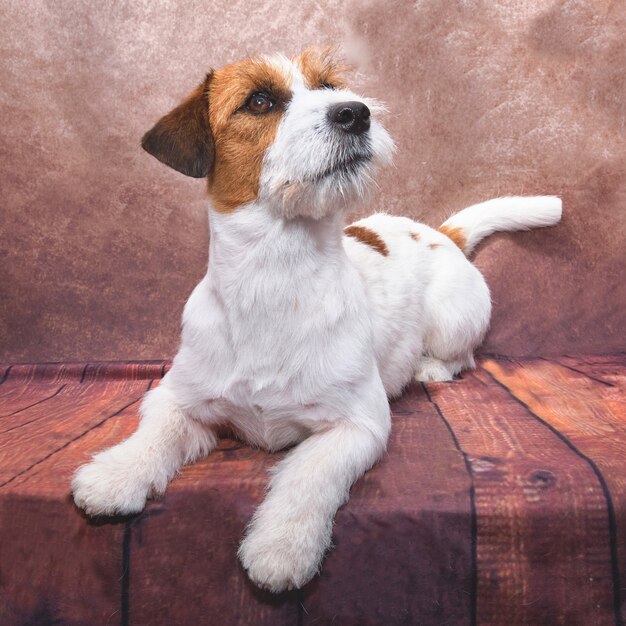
[320,82,336,90]
[246,92,274,114]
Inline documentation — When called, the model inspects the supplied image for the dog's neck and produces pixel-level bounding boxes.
[207,200,350,302]
[209,202,345,270]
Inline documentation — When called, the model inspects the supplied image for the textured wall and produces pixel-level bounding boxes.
[1,0,624,361]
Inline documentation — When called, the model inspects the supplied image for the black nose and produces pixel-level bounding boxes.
[327,101,371,135]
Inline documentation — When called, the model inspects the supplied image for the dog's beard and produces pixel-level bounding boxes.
[262,141,388,220]
[260,99,395,220]
[279,154,375,219]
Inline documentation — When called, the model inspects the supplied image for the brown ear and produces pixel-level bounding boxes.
[141,73,214,178]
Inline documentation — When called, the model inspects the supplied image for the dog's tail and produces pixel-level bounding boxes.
[438,196,562,256]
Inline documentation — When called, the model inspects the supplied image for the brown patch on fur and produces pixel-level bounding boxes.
[207,58,292,213]
[344,225,389,256]
[438,224,467,252]
[296,47,350,90]
[428,243,441,249]
[410,232,420,242]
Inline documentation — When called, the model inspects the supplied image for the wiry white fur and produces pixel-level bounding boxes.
[72,384,216,515]
[72,54,561,592]
[346,194,561,388]
[441,195,562,255]
[260,69,394,219]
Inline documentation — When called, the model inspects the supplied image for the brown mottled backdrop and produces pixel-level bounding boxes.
[1,0,624,362]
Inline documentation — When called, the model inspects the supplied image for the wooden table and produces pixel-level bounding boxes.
[1,356,625,625]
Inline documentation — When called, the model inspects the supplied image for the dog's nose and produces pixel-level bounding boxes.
[327,101,371,135]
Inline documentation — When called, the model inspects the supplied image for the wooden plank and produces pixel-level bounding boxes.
[4,385,152,497]
[482,357,626,625]
[6,379,262,499]
[0,381,66,417]
[6,356,622,624]
[1,370,164,625]
[127,444,299,626]
[563,355,626,366]
[2,370,293,626]
[80,361,168,383]
[4,369,297,625]
[557,355,626,387]
[301,383,474,625]
[1,361,167,385]
[0,361,166,419]
[0,365,84,417]
[1,363,87,384]
[427,368,615,626]
[78,378,299,625]
[0,385,155,626]
[0,493,127,626]
[0,377,150,487]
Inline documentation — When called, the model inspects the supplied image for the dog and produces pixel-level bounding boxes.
[72,47,562,592]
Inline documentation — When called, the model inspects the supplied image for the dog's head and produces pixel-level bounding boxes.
[142,48,394,219]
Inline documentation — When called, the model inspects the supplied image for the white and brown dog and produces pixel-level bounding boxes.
[72,48,561,591]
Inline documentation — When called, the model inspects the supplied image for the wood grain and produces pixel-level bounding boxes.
[1,357,625,625]
[4,385,150,497]
[0,388,155,626]
[428,368,615,626]
[556,354,626,387]
[0,382,66,417]
[0,376,150,487]
[482,357,626,625]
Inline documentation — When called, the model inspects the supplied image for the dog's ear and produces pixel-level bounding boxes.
[141,73,214,178]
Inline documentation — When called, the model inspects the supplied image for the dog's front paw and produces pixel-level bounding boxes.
[238,532,317,593]
[72,455,149,517]
[238,516,329,593]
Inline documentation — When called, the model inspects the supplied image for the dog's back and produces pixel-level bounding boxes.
[343,196,561,389]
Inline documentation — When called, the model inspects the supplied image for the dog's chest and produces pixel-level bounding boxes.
[177,263,373,418]
[218,396,317,451]
[222,280,371,392]
[173,208,379,443]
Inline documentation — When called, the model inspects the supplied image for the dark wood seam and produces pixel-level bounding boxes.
[0,380,151,489]
[539,356,615,388]
[0,365,12,384]
[564,353,626,363]
[481,365,623,626]
[121,518,132,626]
[1,385,66,425]
[578,360,626,367]
[296,588,305,626]
[421,382,478,626]
[118,377,153,626]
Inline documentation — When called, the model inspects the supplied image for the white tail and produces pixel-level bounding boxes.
[439,196,562,255]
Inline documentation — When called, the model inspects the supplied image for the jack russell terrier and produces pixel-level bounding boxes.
[72,48,562,592]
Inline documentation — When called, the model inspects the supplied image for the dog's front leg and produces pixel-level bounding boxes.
[239,411,390,592]
[72,382,216,516]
